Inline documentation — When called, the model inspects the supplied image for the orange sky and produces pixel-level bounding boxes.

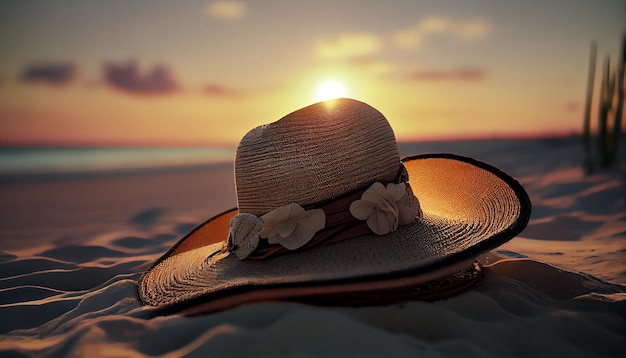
[0,0,624,146]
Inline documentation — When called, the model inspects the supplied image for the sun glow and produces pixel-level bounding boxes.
[316,81,345,101]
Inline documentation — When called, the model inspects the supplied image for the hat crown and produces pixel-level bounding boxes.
[235,98,401,216]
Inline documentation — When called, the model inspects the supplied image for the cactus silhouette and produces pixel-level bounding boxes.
[598,56,616,167]
[582,36,624,172]
[609,36,624,166]
[582,42,596,174]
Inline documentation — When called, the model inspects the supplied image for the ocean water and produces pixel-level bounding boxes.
[0,146,236,175]
[0,136,614,177]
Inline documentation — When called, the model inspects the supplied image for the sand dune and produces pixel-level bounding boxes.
[1,256,623,356]
[0,138,625,356]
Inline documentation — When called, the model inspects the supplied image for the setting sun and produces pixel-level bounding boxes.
[316,81,346,101]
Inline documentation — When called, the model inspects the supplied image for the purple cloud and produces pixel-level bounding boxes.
[21,62,77,85]
[103,60,180,95]
[408,68,486,81]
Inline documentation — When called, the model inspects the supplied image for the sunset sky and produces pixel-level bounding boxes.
[0,0,624,146]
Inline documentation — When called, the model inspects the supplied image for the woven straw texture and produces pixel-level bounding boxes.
[235,99,400,216]
[139,155,528,308]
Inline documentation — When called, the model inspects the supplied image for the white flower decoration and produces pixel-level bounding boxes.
[350,182,420,235]
[228,213,263,260]
[260,203,326,250]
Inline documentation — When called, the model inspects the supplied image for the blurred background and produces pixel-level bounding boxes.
[0,0,624,172]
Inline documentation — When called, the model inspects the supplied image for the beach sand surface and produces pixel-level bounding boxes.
[0,138,625,357]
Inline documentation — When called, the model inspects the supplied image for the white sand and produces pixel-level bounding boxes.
[0,138,625,357]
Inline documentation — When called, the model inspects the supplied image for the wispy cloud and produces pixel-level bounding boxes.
[565,101,580,113]
[393,17,491,49]
[407,68,486,81]
[345,55,393,75]
[103,60,180,95]
[203,84,243,97]
[316,33,381,59]
[315,18,490,77]
[20,62,77,85]
[206,1,247,20]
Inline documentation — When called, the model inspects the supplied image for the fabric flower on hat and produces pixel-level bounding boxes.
[260,203,326,250]
[228,213,264,260]
[350,182,421,235]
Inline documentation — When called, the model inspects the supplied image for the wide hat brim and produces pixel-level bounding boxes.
[139,154,531,315]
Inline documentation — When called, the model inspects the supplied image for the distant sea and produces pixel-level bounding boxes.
[0,136,614,178]
[0,147,236,175]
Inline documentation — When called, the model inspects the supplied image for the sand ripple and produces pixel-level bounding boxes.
[0,141,624,356]
[0,242,624,357]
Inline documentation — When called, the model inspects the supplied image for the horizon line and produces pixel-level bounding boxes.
[0,131,593,148]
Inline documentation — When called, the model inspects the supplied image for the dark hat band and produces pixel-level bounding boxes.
[228,163,419,260]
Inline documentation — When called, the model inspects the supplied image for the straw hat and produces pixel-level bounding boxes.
[138,98,531,315]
